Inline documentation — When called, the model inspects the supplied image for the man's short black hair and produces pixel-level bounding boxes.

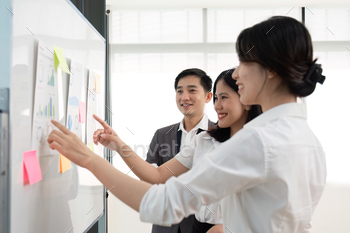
[174,68,212,93]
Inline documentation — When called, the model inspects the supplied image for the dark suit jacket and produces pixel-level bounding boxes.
[146,119,215,233]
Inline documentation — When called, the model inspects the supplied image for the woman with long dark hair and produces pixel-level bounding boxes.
[48,16,326,233]
[90,68,261,233]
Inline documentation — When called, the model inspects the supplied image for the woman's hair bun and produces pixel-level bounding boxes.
[288,62,326,97]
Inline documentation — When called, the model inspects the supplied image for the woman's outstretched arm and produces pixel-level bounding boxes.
[48,119,150,211]
[48,118,265,225]
[92,114,189,184]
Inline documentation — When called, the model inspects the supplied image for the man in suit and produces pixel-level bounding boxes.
[146,68,214,233]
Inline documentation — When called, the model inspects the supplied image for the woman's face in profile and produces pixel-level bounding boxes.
[232,62,266,106]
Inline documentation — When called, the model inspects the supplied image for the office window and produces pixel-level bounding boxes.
[305,8,350,41]
[109,8,303,175]
[305,8,350,184]
[207,8,300,42]
[111,9,203,43]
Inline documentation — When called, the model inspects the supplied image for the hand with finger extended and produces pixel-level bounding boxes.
[92,114,120,151]
[48,120,96,169]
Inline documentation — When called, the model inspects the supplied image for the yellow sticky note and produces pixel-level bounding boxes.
[95,75,100,94]
[60,154,71,173]
[88,142,95,152]
[53,46,70,74]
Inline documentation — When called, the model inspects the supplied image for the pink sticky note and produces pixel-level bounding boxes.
[23,150,42,185]
[79,101,86,123]
[23,162,29,184]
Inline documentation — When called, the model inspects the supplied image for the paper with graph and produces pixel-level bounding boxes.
[86,70,99,152]
[66,61,83,140]
[32,41,59,156]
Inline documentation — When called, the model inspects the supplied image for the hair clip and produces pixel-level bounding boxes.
[303,63,326,86]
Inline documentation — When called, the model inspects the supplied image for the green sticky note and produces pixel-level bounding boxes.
[53,46,70,74]
[88,142,95,152]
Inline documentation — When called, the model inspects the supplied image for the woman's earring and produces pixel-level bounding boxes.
[245,105,252,110]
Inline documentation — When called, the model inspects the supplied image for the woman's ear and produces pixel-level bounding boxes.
[245,105,252,111]
[267,69,278,80]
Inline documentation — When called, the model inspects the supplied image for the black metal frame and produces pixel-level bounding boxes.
[70,0,106,39]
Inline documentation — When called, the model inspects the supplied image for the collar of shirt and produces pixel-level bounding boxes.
[244,102,307,129]
[178,113,209,134]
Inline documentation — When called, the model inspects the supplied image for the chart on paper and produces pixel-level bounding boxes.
[66,61,83,140]
[86,70,99,151]
[31,40,59,156]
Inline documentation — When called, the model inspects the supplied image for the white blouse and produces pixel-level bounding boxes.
[140,103,327,233]
[175,131,222,224]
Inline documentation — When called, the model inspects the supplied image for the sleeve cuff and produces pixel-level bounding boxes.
[139,184,171,226]
[174,146,195,169]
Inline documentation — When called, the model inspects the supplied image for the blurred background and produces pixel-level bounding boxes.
[69,2,350,232]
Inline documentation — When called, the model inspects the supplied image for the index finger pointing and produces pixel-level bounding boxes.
[93,114,110,129]
[51,119,71,135]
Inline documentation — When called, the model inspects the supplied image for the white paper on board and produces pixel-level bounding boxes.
[31,40,59,157]
[66,61,83,141]
[86,70,98,150]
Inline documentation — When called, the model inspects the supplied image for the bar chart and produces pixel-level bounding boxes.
[37,97,55,117]
[47,70,54,86]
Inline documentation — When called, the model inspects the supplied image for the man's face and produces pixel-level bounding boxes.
[175,75,209,117]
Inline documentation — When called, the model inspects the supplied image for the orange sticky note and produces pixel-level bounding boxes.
[23,150,42,185]
[95,75,100,93]
[60,154,71,173]
[79,101,86,123]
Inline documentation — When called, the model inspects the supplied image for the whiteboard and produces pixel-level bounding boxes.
[10,0,106,232]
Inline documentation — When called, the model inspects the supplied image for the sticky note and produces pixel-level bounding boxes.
[59,154,71,173]
[88,142,95,152]
[79,101,86,123]
[53,45,70,74]
[23,150,42,185]
[95,75,101,93]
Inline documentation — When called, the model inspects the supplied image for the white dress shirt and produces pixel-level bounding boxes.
[140,103,327,233]
[175,131,222,224]
[150,114,209,168]
[178,113,209,151]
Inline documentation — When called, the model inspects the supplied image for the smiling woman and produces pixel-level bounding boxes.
[208,69,262,141]
[48,15,327,233]
[233,16,325,112]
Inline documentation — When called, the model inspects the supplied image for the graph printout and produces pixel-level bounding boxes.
[32,41,59,156]
[86,71,98,151]
[66,61,83,140]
